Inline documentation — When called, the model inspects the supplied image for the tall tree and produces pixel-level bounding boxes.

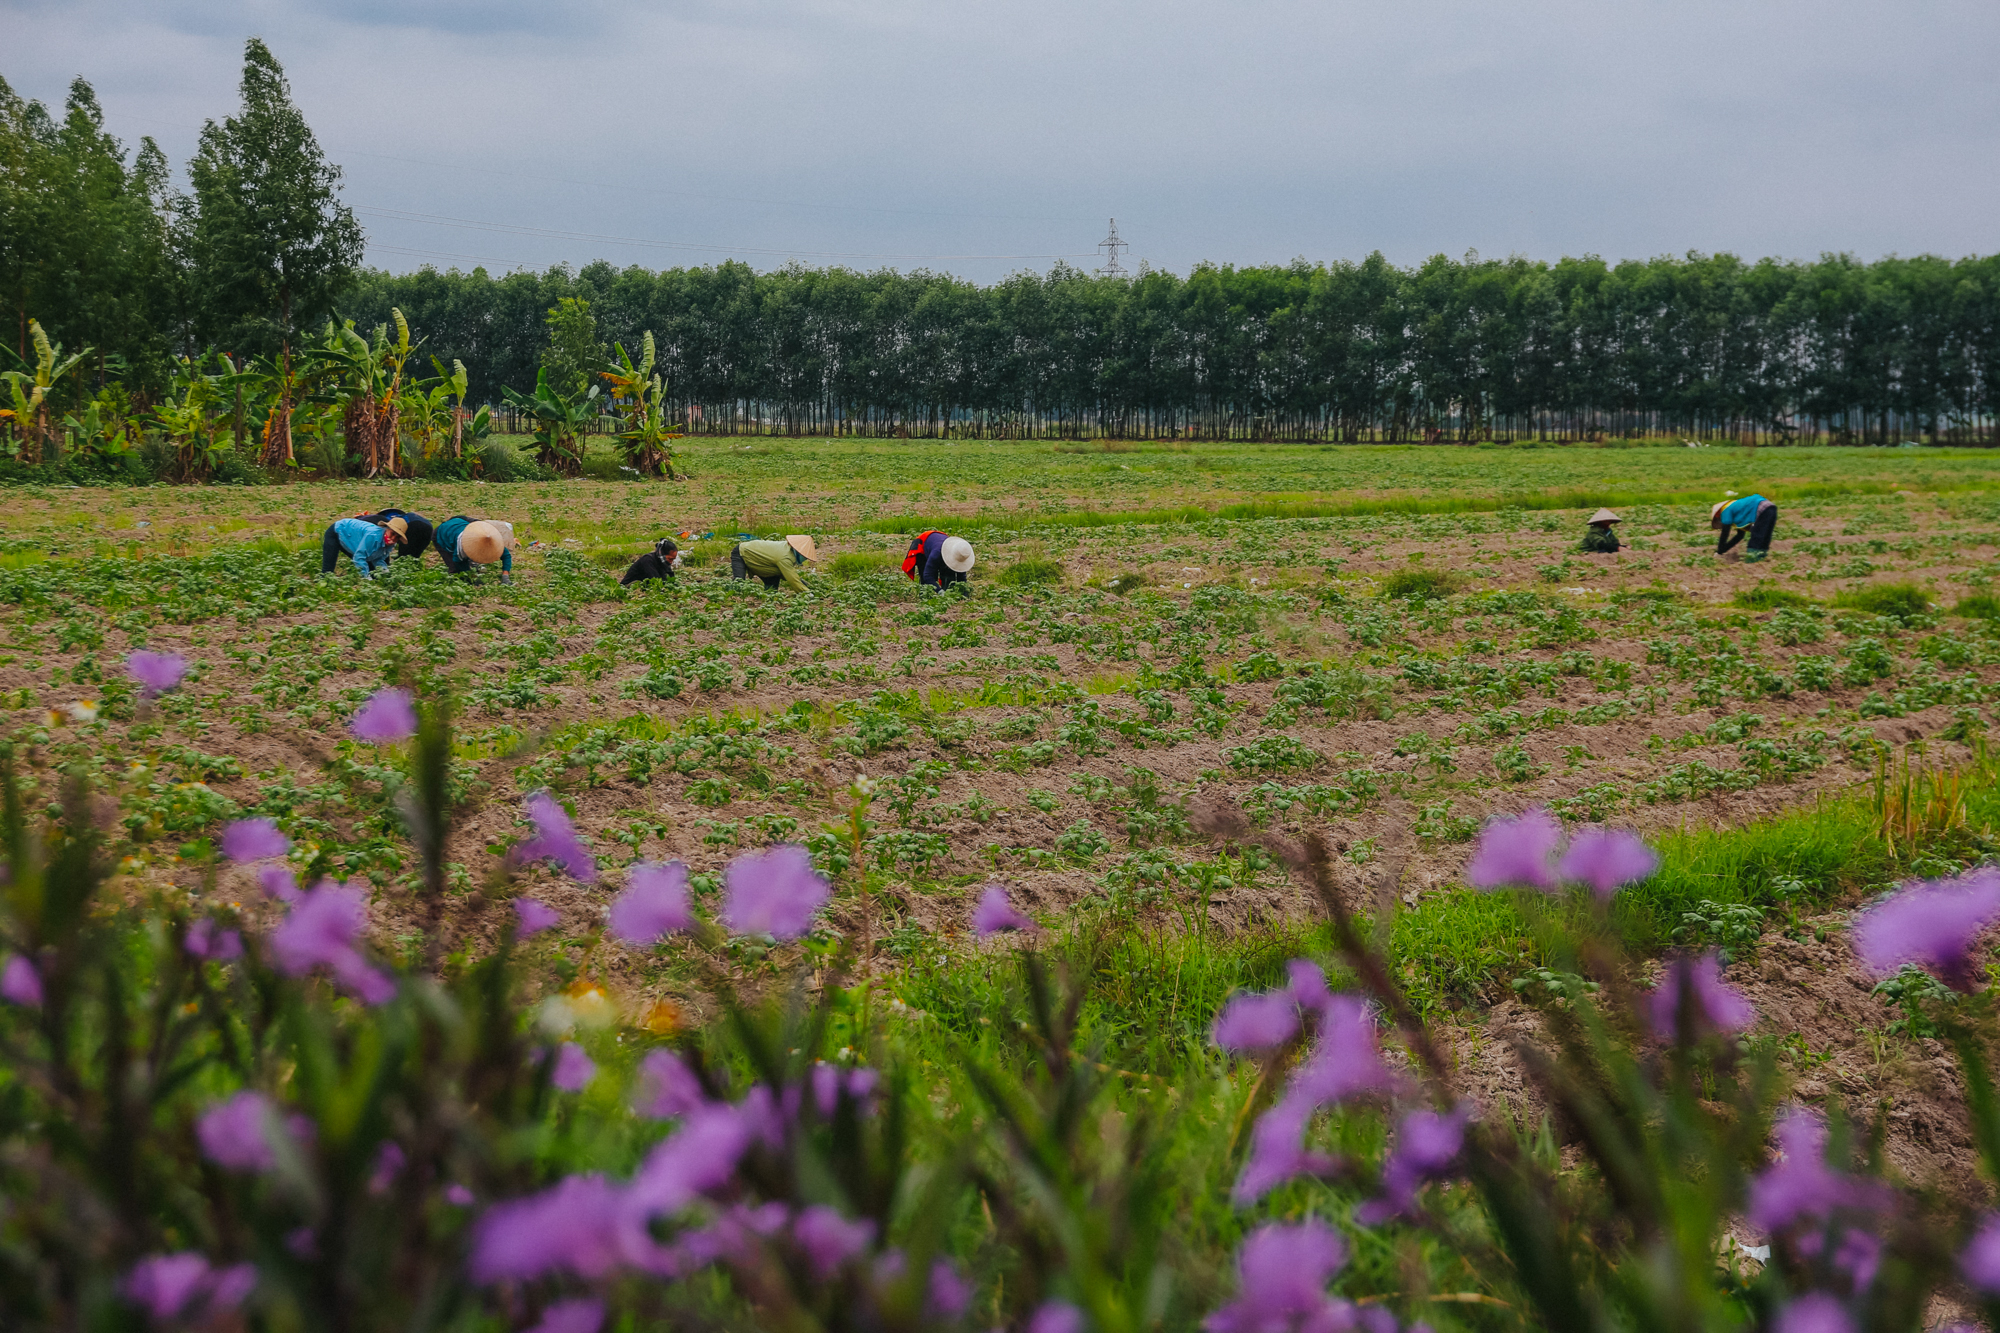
[184,38,361,465]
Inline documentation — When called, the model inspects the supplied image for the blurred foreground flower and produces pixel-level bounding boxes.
[269,883,395,1004]
[971,884,1035,938]
[608,862,692,944]
[350,687,417,743]
[1647,953,1755,1039]
[722,844,828,940]
[1357,1107,1470,1223]
[552,1042,596,1092]
[1470,809,1658,899]
[196,1090,285,1173]
[513,897,559,936]
[515,792,598,884]
[185,917,243,962]
[125,649,188,698]
[220,817,289,864]
[1851,867,2000,991]
[0,955,42,1006]
[1205,1218,1352,1333]
[1747,1108,1892,1232]
[123,1252,254,1322]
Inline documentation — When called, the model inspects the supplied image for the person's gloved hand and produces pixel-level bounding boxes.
[499,571,513,585]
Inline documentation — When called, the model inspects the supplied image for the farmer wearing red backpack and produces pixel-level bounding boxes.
[903,531,975,592]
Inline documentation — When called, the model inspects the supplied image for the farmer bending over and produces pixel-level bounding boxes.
[621,538,681,586]
[1580,508,1622,554]
[903,530,976,591]
[434,517,517,583]
[731,535,816,591]
[355,509,434,562]
[1711,494,1777,563]
[321,514,407,578]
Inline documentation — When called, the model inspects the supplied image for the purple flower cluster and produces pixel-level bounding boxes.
[123,1252,255,1321]
[197,1090,288,1173]
[514,897,560,936]
[1467,809,1659,899]
[1204,1219,1355,1333]
[722,844,829,940]
[1647,953,1755,1040]
[971,884,1036,937]
[552,1042,597,1092]
[809,1062,878,1117]
[515,792,598,884]
[350,687,418,742]
[1852,867,2000,992]
[220,817,289,863]
[1356,1107,1469,1224]
[526,1297,606,1333]
[268,882,395,1005]
[633,1049,707,1120]
[1,954,43,1006]
[608,862,693,945]
[1962,1213,2000,1293]
[185,917,244,962]
[1225,962,1401,1205]
[1748,1109,1893,1239]
[794,1204,876,1277]
[125,650,189,699]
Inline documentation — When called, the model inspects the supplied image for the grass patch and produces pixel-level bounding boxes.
[1102,571,1148,596]
[996,557,1063,587]
[1831,580,1933,623]
[829,551,897,579]
[1733,582,1814,611]
[1954,594,2000,620]
[1378,567,1468,600]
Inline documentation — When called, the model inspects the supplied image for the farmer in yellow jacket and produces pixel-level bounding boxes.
[730,535,816,592]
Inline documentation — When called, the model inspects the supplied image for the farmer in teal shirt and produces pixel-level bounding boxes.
[321,515,408,577]
[433,517,516,582]
[1710,494,1777,562]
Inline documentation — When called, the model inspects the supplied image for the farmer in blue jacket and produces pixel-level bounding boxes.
[1711,494,1778,562]
[320,515,408,577]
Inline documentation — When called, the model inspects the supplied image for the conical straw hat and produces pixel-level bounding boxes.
[461,521,506,564]
[942,536,976,572]
[785,534,818,562]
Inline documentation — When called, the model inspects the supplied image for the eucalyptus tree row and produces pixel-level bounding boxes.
[355,250,2000,445]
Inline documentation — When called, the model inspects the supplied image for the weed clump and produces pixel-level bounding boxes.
[1734,583,1813,611]
[1953,593,2000,620]
[830,551,895,579]
[1379,567,1466,600]
[1832,580,1931,623]
[1103,571,1148,595]
[997,558,1063,587]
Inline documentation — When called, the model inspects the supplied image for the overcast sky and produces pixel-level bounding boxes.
[9,0,1998,282]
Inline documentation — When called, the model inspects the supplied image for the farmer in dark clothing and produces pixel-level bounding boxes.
[433,516,516,582]
[1711,495,1778,562]
[355,509,434,562]
[320,515,408,576]
[1580,508,1622,554]
[902,530,976,590]
[620,538,680,586]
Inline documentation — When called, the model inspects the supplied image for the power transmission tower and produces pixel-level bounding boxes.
[1096,218,1128,276]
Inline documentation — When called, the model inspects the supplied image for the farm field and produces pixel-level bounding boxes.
[8,443,2000,1325]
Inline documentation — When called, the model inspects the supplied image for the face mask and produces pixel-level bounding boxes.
[670,554,683,570]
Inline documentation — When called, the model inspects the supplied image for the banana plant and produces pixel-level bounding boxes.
[61,395,141,464]
[432,358,491,464]
[599,331,682,478]
[500,367,596,476]
[0,320,92,465]
[307,311,419,478]
[151,359,230,482]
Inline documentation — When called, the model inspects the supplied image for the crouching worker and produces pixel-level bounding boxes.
[730,534,816,591]
[354,508,434,562]
[902,530,976,591]
[1580,508,1622,554]
[321,514,407,577]
[621,537,681,586]
[1711,494,1777,563]
[434,516,517,582]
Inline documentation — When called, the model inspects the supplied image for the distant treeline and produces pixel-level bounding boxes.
[348,253,2000,445]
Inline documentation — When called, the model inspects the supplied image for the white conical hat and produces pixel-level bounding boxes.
[1588,508,1621,524]
[942,536,975,573]
[460,521,506,564]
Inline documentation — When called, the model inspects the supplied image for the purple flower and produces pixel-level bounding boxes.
[1467,808,1562,891]
[186,918,244,963]
[220,817,289,863]
[269,883,395,1004]
[927,1259,972,1318]
[515,792,598,885]
[1205,1219,1352,1333]
[1647,953,1755,1039]
[1028,1301,1086,1333]
[793,1204,876,1278]
[445,1183,475,1207]
[1212,988,1302,1052]
[722,844,829,941]
[197,1091,282,1173]
[469,1173,628,1282]
[350,687,417,742]
[1,954,43,1006]
[810,1063,879,1117]
[1232,1091,1338,1205]
[369,1141,406,1196]
[514,897,559,936]
[634,1048,707,1119]
[527,1297,607,1333]
[552,1042,597,1092]
[1774,1293,1855,1333]
[1829,1227,1882,1292]
[972,884,1035,937]
[1288,994,1398,1106]
[1556,827,1659,898]
[1852,868,2000,991]
[607,861,692,944]
[1357,1107,1470,1224]
[1964,1213,2000,1293]
[1746,1108,1892,1232]
[628,1102,758,1219]
[123,1253,253,1321]
[258,864,301,901]
[126,650,188,699]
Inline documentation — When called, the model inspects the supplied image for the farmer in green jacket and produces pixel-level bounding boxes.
[434,517,517,582]
[731,535,816,592]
